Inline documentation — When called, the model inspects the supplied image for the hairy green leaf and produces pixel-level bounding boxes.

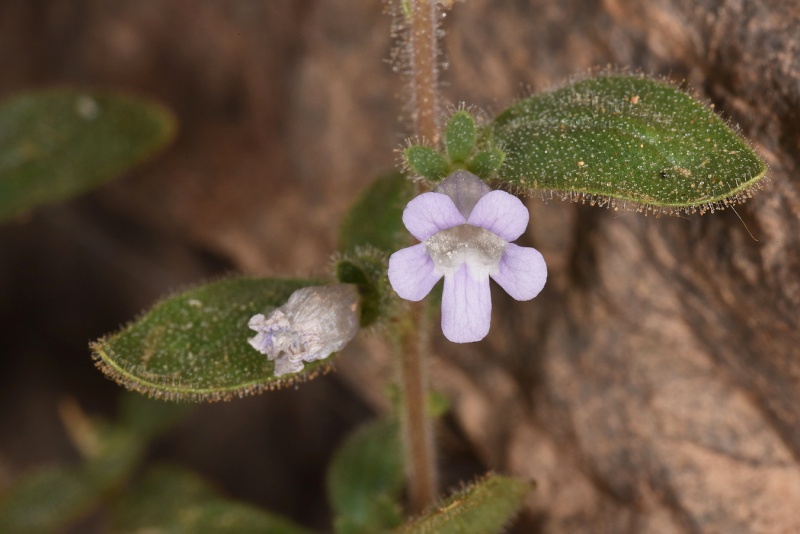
[396,473,532,534]
[328,419,405,534]
[91,277,331,402]
[113,467,315,534]
[491,75,766,214]
[0,89,175,222]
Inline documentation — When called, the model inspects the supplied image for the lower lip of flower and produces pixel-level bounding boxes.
[425,224,506,278]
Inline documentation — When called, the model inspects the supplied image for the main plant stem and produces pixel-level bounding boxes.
[399,303,437,513]
[400,0,441,514]
[408,0,440,144]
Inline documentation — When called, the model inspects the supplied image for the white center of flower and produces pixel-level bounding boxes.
[425,224,506,278]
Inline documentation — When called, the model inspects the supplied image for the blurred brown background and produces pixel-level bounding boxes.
[1,1,799,532]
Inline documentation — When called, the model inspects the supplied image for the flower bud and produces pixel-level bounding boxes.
[247,284,360,376]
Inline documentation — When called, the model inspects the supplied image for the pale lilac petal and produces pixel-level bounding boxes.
[403,192,466,241]
[467,190,529,241]
[490,243,547,301]
[248,331,270,354]
[441,264,491,343]
[388,244,442,301]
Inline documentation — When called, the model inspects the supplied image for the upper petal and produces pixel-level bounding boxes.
[490,243,547,301]
[388,243,443,301]
[403,192,466,241]
[434,170,491,219]
[441,264,491,343]
[467,190,529,242]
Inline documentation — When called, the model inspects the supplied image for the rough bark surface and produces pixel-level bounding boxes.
[1,1,798,532]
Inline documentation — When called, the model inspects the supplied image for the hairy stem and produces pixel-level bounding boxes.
[407,0,440,144]
[398,303,438,513]
[397,0,443,514]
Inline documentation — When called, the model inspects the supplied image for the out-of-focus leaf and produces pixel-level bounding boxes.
[395,473,532,534]
[118,391,193,438]
[491,75,767,214]
[0,467,98,534]
[82,426,147,487]
[0,415,149,533]
[328,419,404,534]
[0,89,175,222]
[338,172,414,255]
[91,277,330,402]
[113,466,315,534]
[426,390,450,418]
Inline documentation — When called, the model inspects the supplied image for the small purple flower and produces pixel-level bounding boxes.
[248,284,360,376]
[388,170,547,343]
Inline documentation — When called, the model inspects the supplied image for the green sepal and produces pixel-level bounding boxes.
[466,149,506,179]
[395,473,533,534]
[0,89,175,223]
[404,146,449,181]
[91,277,333,402]
[328,419,405,534]
[112,466,315,534]
[490,75,767,214]
[445,111,477,163]
[334,247,393,327]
